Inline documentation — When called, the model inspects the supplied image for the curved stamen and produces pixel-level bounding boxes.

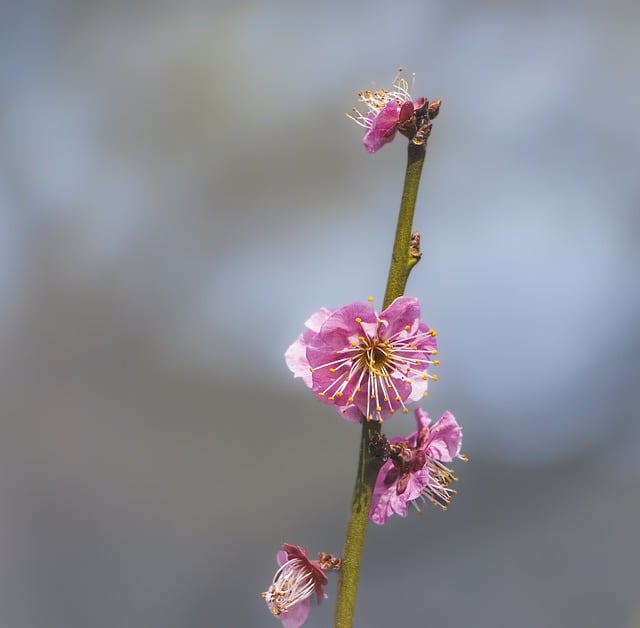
[262,558,317,616]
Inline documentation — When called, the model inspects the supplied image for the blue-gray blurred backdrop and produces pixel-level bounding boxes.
[1,1,639,627]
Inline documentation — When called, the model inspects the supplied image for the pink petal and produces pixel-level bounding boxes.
[338,404,366,423]
[278,599,312,628]
[285,308,331,386]
[379,296,421,338]
[425,411,462,462]
[403,468,430,502]
[387,487,410,518]
[405,377,429,406]
[398,100,415,123]
[284,334,313,385]
[414,407,432,432]
[319,302,377,349]
[305,307,332,333]
[363,102,401,153]
[276,550,289,567]
[369,460,415,523]
[396,473,410,495]
[370,485,394,525]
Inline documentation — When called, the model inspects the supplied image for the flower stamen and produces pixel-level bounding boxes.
[262,557,316,616]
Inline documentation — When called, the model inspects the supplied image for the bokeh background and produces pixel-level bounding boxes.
[1,1,639,626]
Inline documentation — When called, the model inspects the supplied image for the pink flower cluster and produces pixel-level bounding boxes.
[286,294,465,526]
[285,296,438,423]
[263,71,464,625]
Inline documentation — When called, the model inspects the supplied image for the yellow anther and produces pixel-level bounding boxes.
[367,296,374,302]
[433,360,440,366]
[422,374,428,380]
[348,397,354,402]
[429,329,436,336]
[376,406,381,412]
[329,368,335,373]
[351,341,357,347]
[402,407,409,414]
[423,391,429,397]
[336,391,343,397]
[404,325,410,331]
[459,454,469,462]
[432,350,438,356]
[432,374,439,381]
[395,395,401,401]
[309,367,314,372]
[355,317,362,323]
[319,392,325,397]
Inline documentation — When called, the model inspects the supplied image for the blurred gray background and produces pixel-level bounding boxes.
[1,1,639,627]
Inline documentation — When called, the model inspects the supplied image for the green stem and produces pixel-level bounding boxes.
[333,141,427,628]
[332,420,381,628]
[382,142,427,310]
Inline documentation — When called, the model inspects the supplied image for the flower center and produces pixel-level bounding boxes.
[362,338,391,375]
[311,315,438,422]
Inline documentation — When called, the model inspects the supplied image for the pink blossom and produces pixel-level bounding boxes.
[369,408,465,525]
[348,70,427,153]
[285,296,438,423]
[262,544,339,628]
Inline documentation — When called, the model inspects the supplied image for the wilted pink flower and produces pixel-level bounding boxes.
[369,408,465,525]
[348,69,427,153]
[261,544,340,628]
[285,296,438,423]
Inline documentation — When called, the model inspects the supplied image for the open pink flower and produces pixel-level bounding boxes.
[369,408,465,525]
[262,544,339,628]
[285,296,438,423]
[348,69,427,153]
